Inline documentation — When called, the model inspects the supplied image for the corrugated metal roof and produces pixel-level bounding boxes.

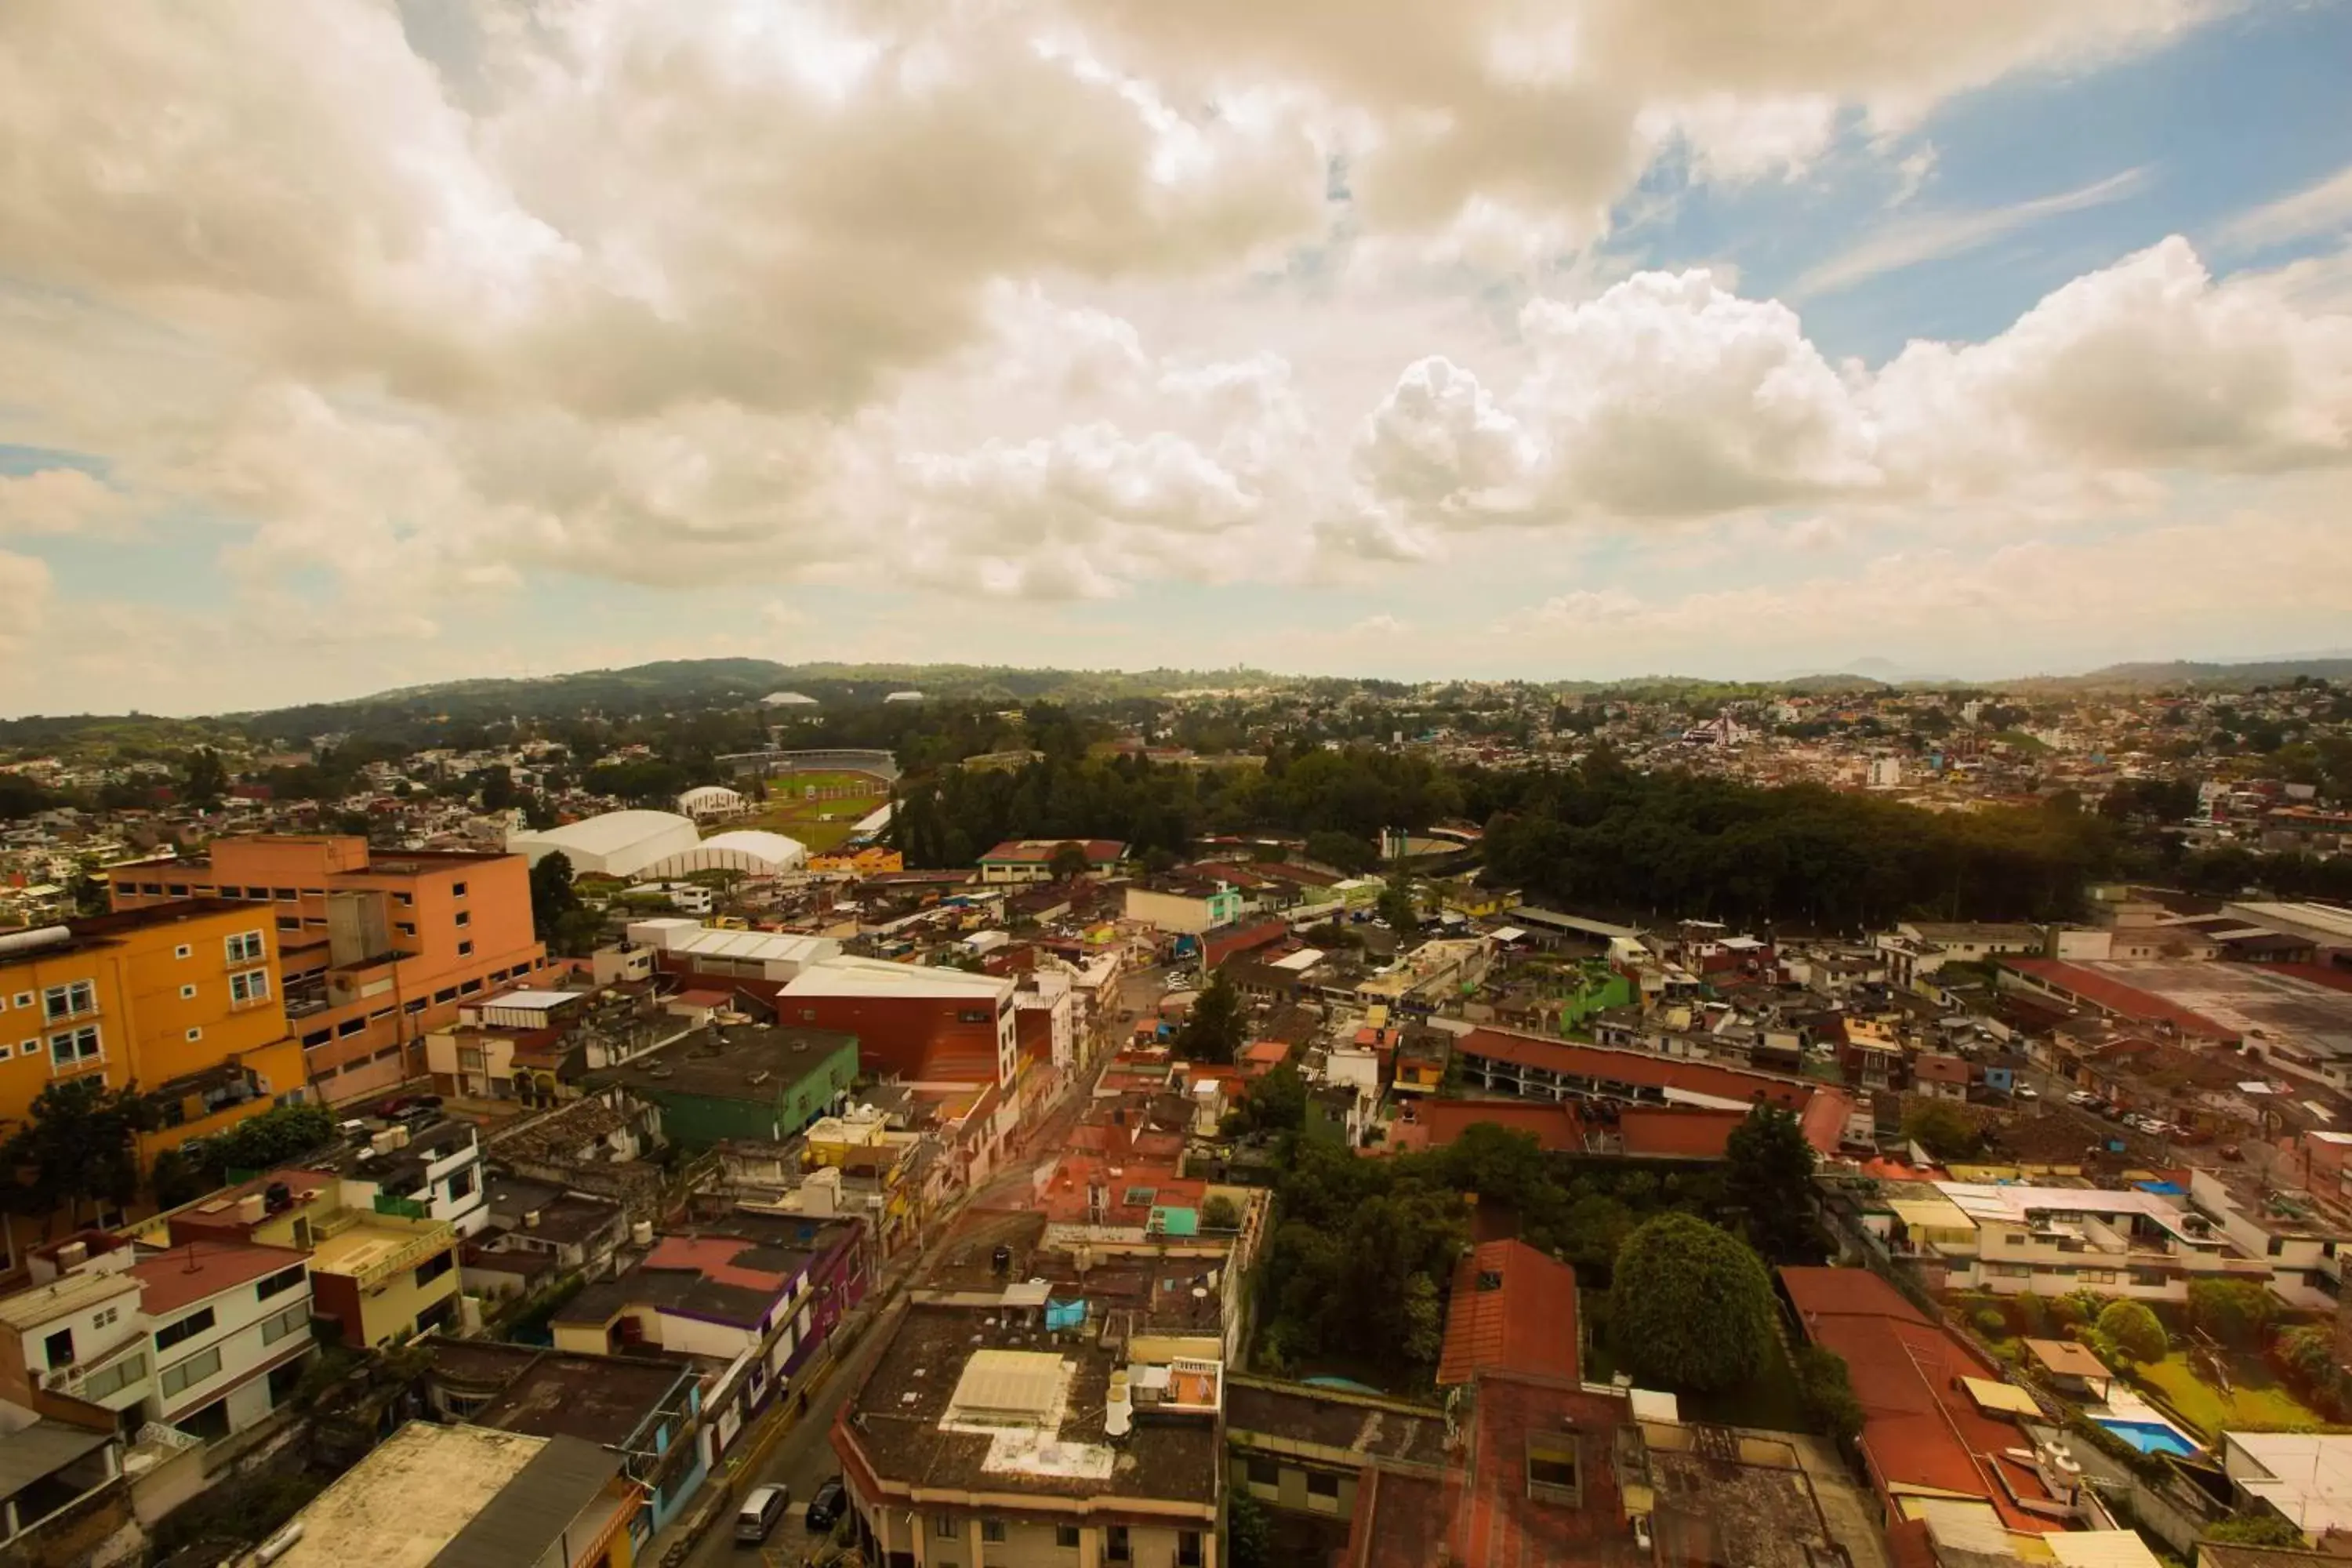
[427,1434,619,1568]
[0,1420,111,1497]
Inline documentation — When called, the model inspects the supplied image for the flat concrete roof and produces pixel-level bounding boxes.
[267,1421,546,1568]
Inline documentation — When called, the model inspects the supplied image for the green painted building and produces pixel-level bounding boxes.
[584,1024,860,1148]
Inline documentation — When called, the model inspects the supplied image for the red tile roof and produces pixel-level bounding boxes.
[1406,1100,1586,1153]
[131,1239,309,1316]
[1437,1240,1580,1387]
[1447,1374,1640,1567]
[1780,1265,2064,1534]
[1615,1108,1743,1159]
[644,1235,792,1294]
[1454,1029,1813,1110]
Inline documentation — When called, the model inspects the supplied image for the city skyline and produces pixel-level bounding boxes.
[4,2,2350,717]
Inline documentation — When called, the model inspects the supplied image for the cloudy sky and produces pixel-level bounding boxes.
[4,1,2350,715]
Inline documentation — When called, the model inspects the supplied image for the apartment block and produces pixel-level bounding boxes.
[0,905,309,1192]
[109,836,546,1105]
[775,956,1017,1087]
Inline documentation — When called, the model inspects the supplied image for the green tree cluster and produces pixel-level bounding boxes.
[1173,973,1247,1065]
[2187,1279,2276,1348]
[1722,1105,1818,1260]
[1607,1213,1777,1392]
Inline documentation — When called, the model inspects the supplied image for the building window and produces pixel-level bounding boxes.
[154,1305,216,1351]
[1105,1525,1131,1563]
[180,985,197,1000]
[457,942,474,958]
[230,971,271,1005]
[0,1043,14,1060]
[81,1352,145,1401]
[159,1345,223,1398]
[168,884,189,898]
[226,930,267,964]
[1247,1455,1279,1487]
[405,998,427,1014]
[1178,1531,1203,1567]
[396,922,416,938]
[42,981,96,1022]
[434,986,458,1004]
[93,1305,118,1330]
[278,916,302,932]
[1056,1524,1081,1548]
[934,1515,960,1538]
[455,909,471,928]
[186,1027,202,1043]
[446,1168,476,1202]
[173,946,191,961]
[141,882,164,896]
[982,1519,1007,1544]
[452,881,468,898]
[260,1302,309,1345]
[394,892,414,908]
[243,887,269,901]
[302,1029,331,1047]
[272,887,299,902]
[48,1025,101,1066]
[43,1327,74,1369]
[957,1008,991,1024]
[336,1018,365,1037]
[2270,1237,2286,1257]
[257,1265,306,1301]
[1306,1472,1340,1504]
[414,1250,455,1287]
[1526,1436,1581,1504]
[11,993,31,1009]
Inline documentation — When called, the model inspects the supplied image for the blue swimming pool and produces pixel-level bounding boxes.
[2096,1417,2195,1457]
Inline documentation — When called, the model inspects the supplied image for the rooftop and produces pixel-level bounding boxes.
[472,1351,698,1447]
[1436,1240,1581,1387]
[584,1022,858,1104]
[129,1239,307,1316]
[265,1421,551,1568]
[1224,1378,1450,1468]
[838,1301,1221,1507]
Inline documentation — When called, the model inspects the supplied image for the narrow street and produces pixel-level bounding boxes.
[677,962,1156,1566]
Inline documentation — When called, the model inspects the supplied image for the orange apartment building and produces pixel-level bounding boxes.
[110,837,546,1106]
[0,902,311,1267]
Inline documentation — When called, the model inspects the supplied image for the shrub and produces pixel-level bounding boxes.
[2049,1295,2086,1330]
[1794,1346,1864,1445]
[2188,1279,2277,1349]
[1975,1308,2009,1338]
[2012,1294,2049,1337]
[2097,1300,2169,1365]
[2205,1511,2307,1547]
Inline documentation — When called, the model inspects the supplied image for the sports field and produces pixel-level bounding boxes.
[734,770,889,851]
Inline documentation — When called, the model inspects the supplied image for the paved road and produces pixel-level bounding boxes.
[681,981,1149,1566]
[683,1307,898,1568]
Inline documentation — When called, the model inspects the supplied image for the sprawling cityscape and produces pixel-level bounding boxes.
[7,2,2352,1566]
[0,657,2349,1567]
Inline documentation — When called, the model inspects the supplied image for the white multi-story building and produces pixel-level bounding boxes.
[0,1233,315,1443]
[1876,1181,2278,1304]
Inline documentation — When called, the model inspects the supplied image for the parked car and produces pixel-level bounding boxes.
[2014,1085,2039,1101]
[736,1485,790,1546]
[806,1477,847,1533]
[2065,1091,2096,1107]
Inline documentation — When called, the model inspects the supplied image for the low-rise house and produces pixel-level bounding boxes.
[977,838,1127,885]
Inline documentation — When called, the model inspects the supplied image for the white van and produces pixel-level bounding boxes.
[735,1484,790,1546]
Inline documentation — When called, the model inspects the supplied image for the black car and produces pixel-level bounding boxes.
[805,1477,846,1533]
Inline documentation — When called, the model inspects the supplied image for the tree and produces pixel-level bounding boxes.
[1401,1271,1443,1366]
[1723,1105,1818,1259]
[1228,1492,1276,1568]
[1901,1099,1983,1161]
[1047,840,1094,882]
[1608,1214,1775,1392]
[1173,973,1246,1065]
[2187,1279,2275,1349]
[528,851,583,943]
[180,746,230,808]
[1200,1194,1243,1231]
[194,1104,337,1181]
[1304,830,1379,875]
[0,1077,155,1226]
[1377,875,1419,933]
[1230,1064,1306,1135]
[476,765,517,813]
[1794,1345,1864,1445]
[2096,1299,2168,1365]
